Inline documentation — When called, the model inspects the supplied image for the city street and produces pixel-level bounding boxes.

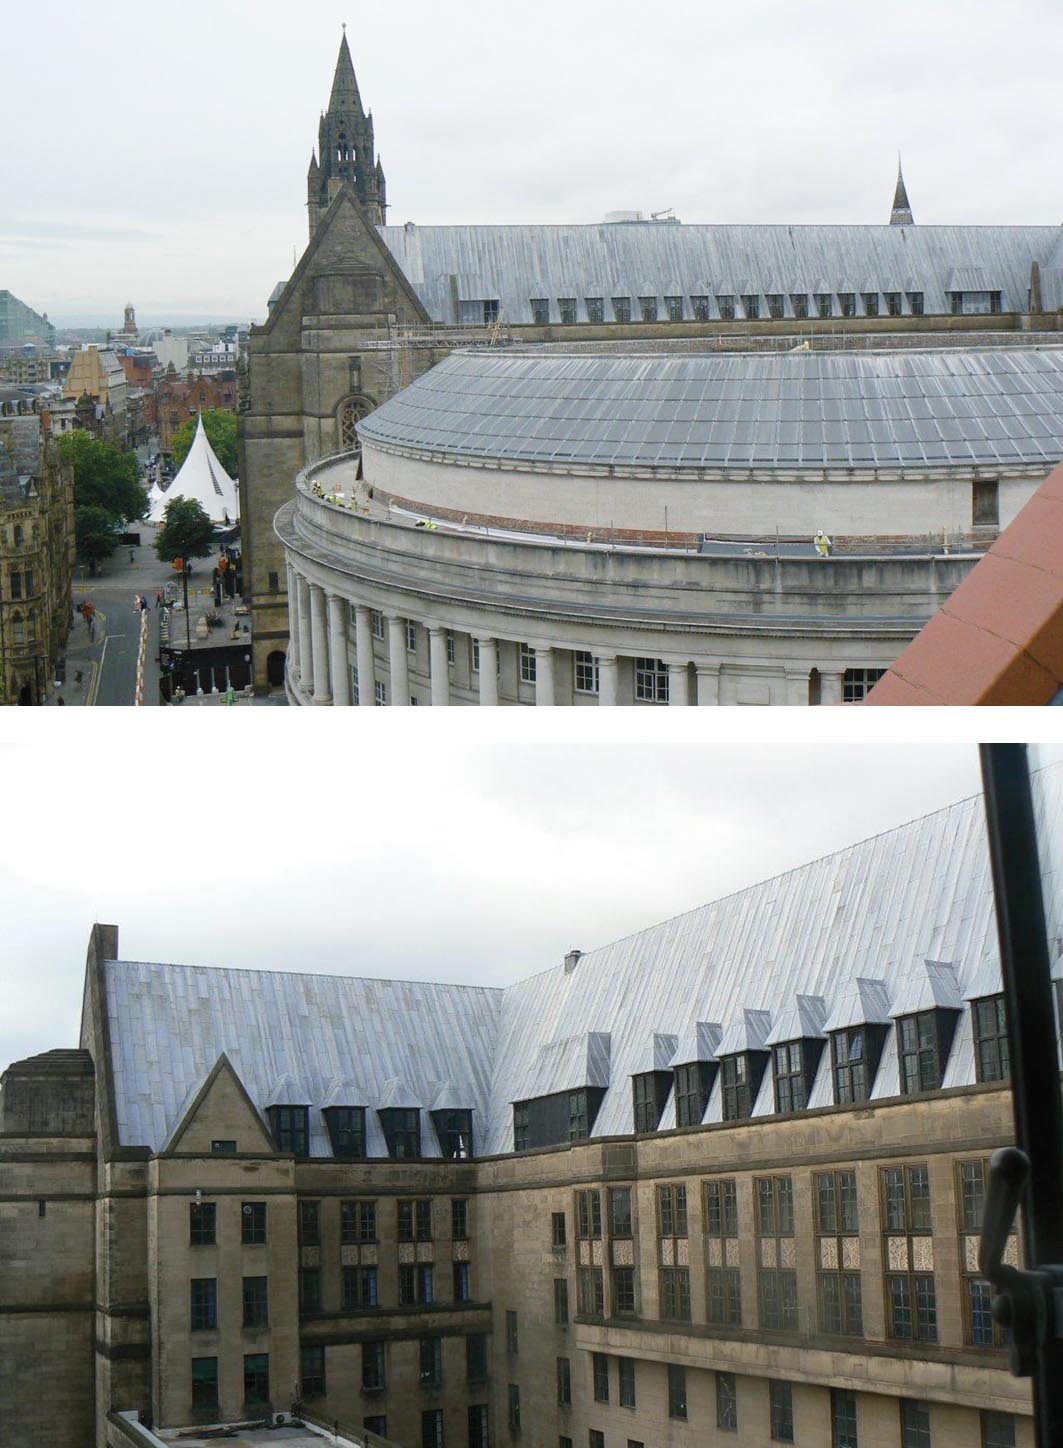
[62,534,186,707]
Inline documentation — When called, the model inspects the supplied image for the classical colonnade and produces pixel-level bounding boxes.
[284,564,851,707]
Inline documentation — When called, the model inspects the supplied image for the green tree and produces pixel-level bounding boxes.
[59,431,147,524]
[75,504,121,576]
[154,497,216,566]
[171,410,238,477]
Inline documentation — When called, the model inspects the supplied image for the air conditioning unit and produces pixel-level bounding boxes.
[275,1413,288,1426]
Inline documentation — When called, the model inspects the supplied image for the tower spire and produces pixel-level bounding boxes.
[328,27,363,116]
[308,29,388,236]
[890,156,914,226]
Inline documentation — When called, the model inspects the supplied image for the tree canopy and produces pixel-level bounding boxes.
[171,410,238,477]
[154,497,216,565]
[75,504,121,575]
[59,431,147,524]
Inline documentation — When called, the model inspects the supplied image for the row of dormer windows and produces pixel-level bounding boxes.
[246,1104,473,1160]
[517,292,928,326]
[625,994,1008,1138]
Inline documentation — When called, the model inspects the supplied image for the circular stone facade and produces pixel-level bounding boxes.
[275,346,1063,707]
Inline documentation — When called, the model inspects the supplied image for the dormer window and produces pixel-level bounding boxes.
[673,1062,715,1127]
[268,1105,309,1155]
[632,1071,671,1133]
[972,996,1009,1083]
[720,1051,769,1122]
[432,1109,473,1159]
[323,1106,366,1159]
[829,1026,888,1105]
[772,1038,824,1114]
[896,1010,958,1095]
[379,1108,420,1160]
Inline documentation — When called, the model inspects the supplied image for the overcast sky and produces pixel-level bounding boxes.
[0,716,1006,1071]
[3,0,1062,321]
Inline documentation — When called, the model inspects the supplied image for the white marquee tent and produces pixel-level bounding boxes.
[150,415,239,526]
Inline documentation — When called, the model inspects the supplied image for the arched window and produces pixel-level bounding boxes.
[337,395,374,453]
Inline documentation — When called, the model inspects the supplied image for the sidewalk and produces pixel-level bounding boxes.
[45,607,107,707]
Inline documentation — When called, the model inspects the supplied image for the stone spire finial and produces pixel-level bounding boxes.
[890,156,914,226]
[328,28,363,116]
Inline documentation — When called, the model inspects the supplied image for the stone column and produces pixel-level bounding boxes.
[388,616,409,706]
[429,627,450,706]
[695,665,720,706]
[327,594,351,707]
[820,668,846,706]
[355,606,376,707]
[308,583,332,705]
[785,668,811,707]
[668,662,690,706]
[297,574,312,693]
[598,654,619,707]
[477,637,499,707]
[535,647,556,707]
[286,564,300,681]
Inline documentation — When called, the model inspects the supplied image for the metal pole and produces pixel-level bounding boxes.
[979,743,1063,1447]
[183,565,191,653]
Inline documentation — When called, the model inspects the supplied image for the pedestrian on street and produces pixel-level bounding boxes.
[129,548,135,563]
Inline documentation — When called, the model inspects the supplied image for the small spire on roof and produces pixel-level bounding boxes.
[891,155,914,226]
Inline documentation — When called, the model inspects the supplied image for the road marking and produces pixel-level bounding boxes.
[86,649,104,706]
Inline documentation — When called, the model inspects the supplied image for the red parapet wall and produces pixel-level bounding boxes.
[866,460,1063,705]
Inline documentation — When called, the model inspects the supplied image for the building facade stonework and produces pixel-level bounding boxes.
[241,36,1063,691]
[0,406,75,703]
[3,770,1057,1447]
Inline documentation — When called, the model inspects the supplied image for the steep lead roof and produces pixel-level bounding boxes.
[357,347,1063,472]
[376,222,1061,324]
[92,763,1063,1157]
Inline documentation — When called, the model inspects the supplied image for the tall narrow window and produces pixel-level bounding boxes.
[592,1352,609,1402]
[192,1357,219,1412]
[883,1165,936,1342]
[242,1202,267,1245]
[770,1381,794,1442]
[301,1344,326,1399]
[243,1353,270,1407]
[705,1178,741,1326]
[900,1400,931,1448]
[190,1278,217,1331]
[717,1371,738,1431]
[190,1201,216,1245]
[816,1171,862,1336]
[834,1390,863,1448]
[972,480,1000,528]
[341,1199,377,1243]
[757,1177,797,1330]
[557,1356,572,1405]
[668,1364,687,1420]
[972,996,1009,1081]
[618,1357,636,1408]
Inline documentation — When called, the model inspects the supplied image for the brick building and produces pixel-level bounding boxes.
[157,371,238,455]
[1,768,1050,1447]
